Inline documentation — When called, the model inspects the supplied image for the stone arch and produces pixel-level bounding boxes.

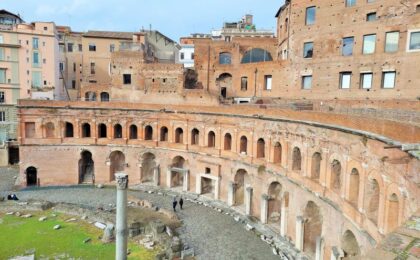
[311,152,322,180]
[207,131,216,147]
[26,166,37,186]
[241,48,273,63]
[45,122,55,138]
[224,133,232,151]
[114,124,122,139]
[348,168,360,207]
[303,201,323,256]
[81,123,91,138]
[257,138,265,158]
[216,73,232,99]
[234,169,247,206]
[144,125,153,140]
[341,230,361,259]
[175,127,184,144]
[64,122,74,138]
[129,124,138,139]
[100,92,110,102]
[330,159,342,193]
[268,182,282,224]
[240,136,248,154]
[292,147,302,171]
[85,91,97,101]
[191,128,199,145]
[98,123,107,138]
[171,156,186,188]
[109,150,125,181]
[79,150,94,184]
[141,152,156,183]
[160,126,169,141]
[273,142,282,164]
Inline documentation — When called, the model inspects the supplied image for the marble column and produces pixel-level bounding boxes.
[182,170,189,192]
[260,194,269,224]
[153,166,160,186]
[115,173,128,260]
[295,216,305,251]
[166,168,171,188]
[245,187,253,216]
[315,236,325,260]
[280,206,288,237]
[228,182,236,207]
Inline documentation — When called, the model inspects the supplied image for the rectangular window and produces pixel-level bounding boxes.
[366,12,377,21]
[340,72,352,89]
[360,73,373,89]
[305,6,316,25]
[90,62,95,74]
[0,35,3,43]
[59,62,64,72]
[72,80,76,89]
[123,74,131,84]
[110,44,115,52]
[67,43,73,52]
[382,71,396,89]
[0,47,4,60]
[78,44,82,52]
[0,68,6,83]
[89,43,96,52]
[0,111,5,122]
[303,42,314,58]
[346,0,356,7]
[191,53,195,60]
[73,62,76,72]
[33,52,40,66]
[241,77,248,91]
[32,71,42,88]
[264,75,272,90]
[59,45,65,53]
[409,31,420,51]
[0,92,4,103]
[363,34,376,54]
[342,37,354,56]
[25,122,35,137]
[180,52,184,60]
[385,31,399,52]
[302,75,312,89]
[417,5,420,13]
[32,38,39,49]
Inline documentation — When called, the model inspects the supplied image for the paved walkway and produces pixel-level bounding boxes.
[0,168,280,260]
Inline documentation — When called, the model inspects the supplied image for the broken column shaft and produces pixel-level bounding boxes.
[115,173,129,260]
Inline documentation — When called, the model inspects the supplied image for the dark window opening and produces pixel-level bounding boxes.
[123,74,131,85]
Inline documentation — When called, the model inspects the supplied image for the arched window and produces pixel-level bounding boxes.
[98,123,107,138]
[292,147,302,171]
[273,142,282,164]
[240,136,247,154]
[65,122,74,137]
[241,48,273,63]
[81,123,91,138]
[175,128,184,143]
[365,179,380,225]
[311,153,322,180]
[224,133,232,151]
[219,52,232,65]
[349,168,359,207]
[85,91,96,101]
[100,92,110,102]
[114,124,122,139]
[331,160,342,193]
[257,138,265,158]
[129,125,138,139]
[191,128,199,145]
[386,193,400,232]
[208,131,216,147]
[160,127,168,141]
[45,122,55,138]
[144,125,153,140]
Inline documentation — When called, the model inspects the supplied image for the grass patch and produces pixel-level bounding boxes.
[0,211,158,259]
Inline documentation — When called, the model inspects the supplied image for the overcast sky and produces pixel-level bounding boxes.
[3,0,284,41]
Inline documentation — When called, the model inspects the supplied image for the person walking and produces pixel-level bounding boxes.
[179,197,184,210]
[172,196,178,212]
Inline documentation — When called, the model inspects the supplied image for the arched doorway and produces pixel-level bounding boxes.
[109,151,125,181]
[171,156,185,188]
[303,201,323,256]
[268,182,282,225]
[216,73,232,99]
[273,142,282,164]
[234,169,247,206]
[79,151,94,184]
[348,168,360,207]
[365,178,380,225]
[257,138,265,158]
[292,147,302,171]
[331,160,342,193]
[26,167,37,186]
[240,136,247,154]
[341,230,361,259]
[141,153,156,183]
[311,152,322,180]
[386,193,400,232]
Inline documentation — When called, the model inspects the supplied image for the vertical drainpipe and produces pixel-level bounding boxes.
[253,68,258,98]
[207,45,211,92]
